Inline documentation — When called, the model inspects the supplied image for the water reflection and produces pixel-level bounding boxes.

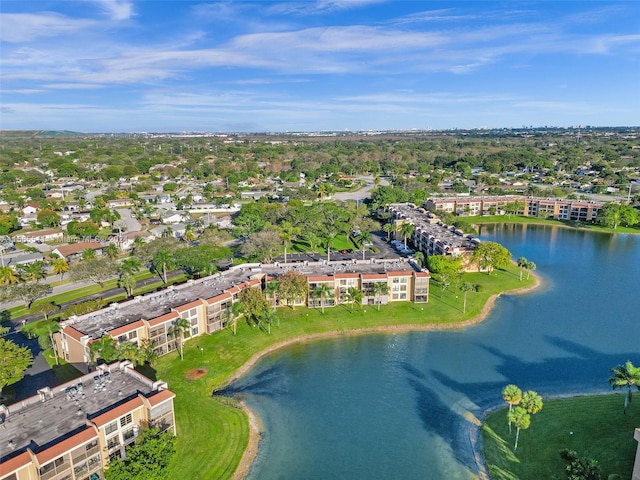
[234,225,640,480]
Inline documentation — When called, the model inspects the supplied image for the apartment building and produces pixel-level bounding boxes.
[55,259,429,369]
[388,203,480,269]
[425,196,603,221]
[0,361,175,480]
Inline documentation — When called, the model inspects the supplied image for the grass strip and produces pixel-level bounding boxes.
[482,394,640,479]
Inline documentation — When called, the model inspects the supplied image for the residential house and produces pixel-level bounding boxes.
[15,228,64,244]
[51,242,104,262]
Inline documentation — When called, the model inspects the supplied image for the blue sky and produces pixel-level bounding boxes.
[1,1,639,132]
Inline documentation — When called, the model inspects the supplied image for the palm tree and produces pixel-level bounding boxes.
[104,243,119,260]
[414,251,425,269]
[372,281,389,311]
[264,280,280,309]
[312,283,333,314]
[509,406,530,451]
[400,222,415,249]
[459,282,474,314]
[521,390,543,415]
[82,248,97,261]
[279,221,300,264]
[517,257,528,281]
[226,301,244,336]
[0,266,20,285]
[118,271,137,298]
[21,261,46,283]
[120,257,141,275]
[168,318,191,360]
[131,235,145,255]
[152,250,174,284]
[182,224,196,243]
[50,257,69,280]
[347,286,362,312]
[383,223,395,241]
[608,360,640,414]
[525,260,536,280]
[258,307,278,334]
[359,231,372,260]
[305,232,321,254]
[502,384,522,433]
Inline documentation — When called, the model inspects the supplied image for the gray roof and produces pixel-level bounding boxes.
[0,362,160,463]
[62,258,424,340]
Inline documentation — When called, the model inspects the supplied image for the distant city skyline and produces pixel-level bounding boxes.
[1,1,639,133]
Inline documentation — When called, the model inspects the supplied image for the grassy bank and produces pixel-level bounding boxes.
[462,214,640,235]
[152,264,535,479]
[482,394,640,479]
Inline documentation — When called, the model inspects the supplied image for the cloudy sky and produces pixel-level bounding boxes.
[1,1,639,132]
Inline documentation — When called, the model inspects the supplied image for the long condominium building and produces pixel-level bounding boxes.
[388,203,480,260]
[425,195,603,221]
[0,361,175,480]
[55,259,430,370]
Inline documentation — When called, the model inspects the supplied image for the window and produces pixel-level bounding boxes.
[117,335,127,343]
[128,331,137,339]
[107,435,120,450]
[120,413,132,427]
[105,421,118,435]
[123,427,135,441]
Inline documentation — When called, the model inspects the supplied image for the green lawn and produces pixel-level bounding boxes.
[482,395,640,480]
[462,215,640,235]
[152,265,534,479]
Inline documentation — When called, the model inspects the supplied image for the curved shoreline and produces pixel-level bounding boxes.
[228,272,543,479]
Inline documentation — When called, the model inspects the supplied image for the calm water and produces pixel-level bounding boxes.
[228,225,640,479]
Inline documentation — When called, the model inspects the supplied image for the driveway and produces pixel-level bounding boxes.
[116,208,142,232]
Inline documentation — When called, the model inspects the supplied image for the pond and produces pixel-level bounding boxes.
[230,224,640,479]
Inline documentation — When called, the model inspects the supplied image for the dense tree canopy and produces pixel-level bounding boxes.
[0,335,33,394]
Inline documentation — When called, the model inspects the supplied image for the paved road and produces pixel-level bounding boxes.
[332,175,389,202]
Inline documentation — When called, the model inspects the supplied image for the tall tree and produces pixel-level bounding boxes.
[372,281,389,311]
[608,360,640,414]
[238,287,269,325]
[312,283,333,314]
[459,282,475,314]
[502,384,522,433]
[472,242,511,274]
[400,222,415,249]
[151,250,175,284]
[278,271,308,308]
[70,257,118,287]
[118,271,137,298]
[359,230,372,260]
[168,318,191,360]
[279,221,301,264]
[104,427,176,480]
[383,222,395,241]
[525,260,536,280]
[0,266,20,285]
[30,301,58,322]
[21,260,46,283]
[0,336,33,395]
[521,390,543,415]
[509,406,530,451]
[346,286,363,312]
[11,283,52,309]
[517,257,528,281]
[50,257,69,279]
[104,243,119,260]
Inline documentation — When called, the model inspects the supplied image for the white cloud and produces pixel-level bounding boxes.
[0,12,95,43]
[92,0,135,21]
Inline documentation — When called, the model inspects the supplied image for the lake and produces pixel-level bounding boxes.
[230,224,640,479]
